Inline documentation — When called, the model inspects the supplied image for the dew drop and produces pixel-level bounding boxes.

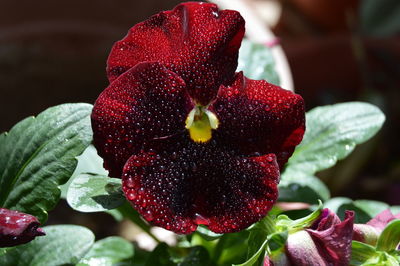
[144,210,154,221]
[194,213,210,225]
[125,178,135,188]
[127,191,137,201]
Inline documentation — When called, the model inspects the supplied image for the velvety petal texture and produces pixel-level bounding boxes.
[92,62,193,178]
[211,73,305,168]
[122,136,279,234]
[107,2,245,105]
[0,208,45,247]
[92,2,305,234]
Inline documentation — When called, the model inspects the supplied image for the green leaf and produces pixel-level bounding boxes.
[276,201,323,233]
[287,102,385,175]
[213,230,249,265]
[360,0,400,37]
[357,251,400,266]
[279,170,330,203]
[67,173,125,212]
[0,103,93,222]
[267,231,288,252]
[246,231,268,266]
[237,39,280,86]
[78,236,134,266]
[353,200,390,218]
[245,215,275,265]
[233,238,269,266]
[324,197,390,223]
[0,248,8,257]
[145,243,175,266]
[60,145,108,198]
[390,206,400,215]
[376,219,400,252]
[238,215,288,266]
[116,202,160,243]
[178,246,211,266]
[196,225,223,241]
[0,225,95,266]
[350,241,378,265]
[249,214,276,235]
[105,208,124,222]
[145,243,210,266]
[244,231,288,266]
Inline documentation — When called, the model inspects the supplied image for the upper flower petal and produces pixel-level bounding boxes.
[107,2,245,105]
[0,208,45,247]
[121,135,279,234]
[91,62,193,178]
[210,73,305,169]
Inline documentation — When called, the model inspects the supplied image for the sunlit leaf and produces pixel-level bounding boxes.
[287,102,385,175]
[376,220,400,252]
[67,173,124,212]
[0,225,94,266]
[78,236,134,266]
[279,170,330,203]
[0,103,93,222]
[237,39,280,85]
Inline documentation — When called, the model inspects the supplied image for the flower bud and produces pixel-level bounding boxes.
[0,208,45,247]
[283,209,354,265]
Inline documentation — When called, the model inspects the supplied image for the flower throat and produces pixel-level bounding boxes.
[185,105,219,143]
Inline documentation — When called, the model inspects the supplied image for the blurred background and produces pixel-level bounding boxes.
[0,0,399,239]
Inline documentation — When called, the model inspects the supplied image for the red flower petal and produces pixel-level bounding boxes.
[0,208,45,247]
[121,136,279,234]
[91,62,193,178]
[210,73,305,169]
[107,2,245,105]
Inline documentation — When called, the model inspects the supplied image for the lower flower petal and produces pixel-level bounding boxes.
[121,136,279,234]
[91,62,193,178]
[210,73,305,169]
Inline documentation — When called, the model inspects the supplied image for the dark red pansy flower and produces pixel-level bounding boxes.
[91,2,305,234]
[0,208,45,247]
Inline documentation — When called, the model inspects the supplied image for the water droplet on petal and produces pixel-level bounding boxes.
[194,213,210,225]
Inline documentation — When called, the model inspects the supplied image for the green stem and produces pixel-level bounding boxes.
[212,234,227,263]
[117,201,161,243]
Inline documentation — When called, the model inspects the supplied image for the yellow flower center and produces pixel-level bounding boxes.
[185,105,219,143]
